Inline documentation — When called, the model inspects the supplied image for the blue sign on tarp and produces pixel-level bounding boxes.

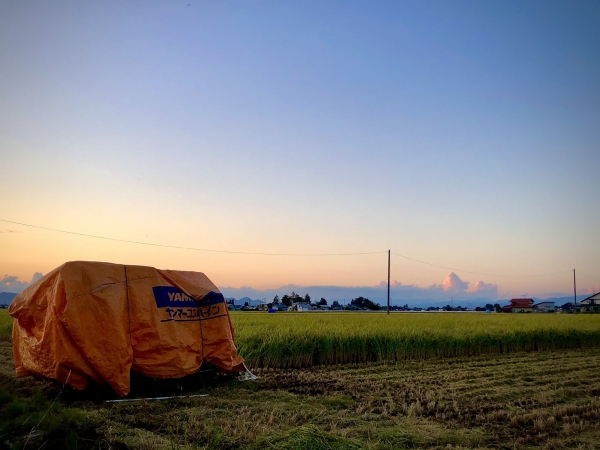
[152,286,224,308]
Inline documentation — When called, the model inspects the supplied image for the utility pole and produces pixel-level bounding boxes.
[451,297,453,311]
[387,250,391,315]
[574,269,577,314]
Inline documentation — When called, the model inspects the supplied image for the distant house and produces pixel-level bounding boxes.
[580,293,600,313]
[509,298,534,313]
[257,303,269,311]
[533,301,555,312]
[289,303,311,312]
[558,302,576,313]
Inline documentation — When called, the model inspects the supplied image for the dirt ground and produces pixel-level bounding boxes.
[2,341,600,449]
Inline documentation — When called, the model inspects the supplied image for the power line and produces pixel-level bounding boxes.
[0,219,386,257]
[0,218,583,279]
[391,251,571,278]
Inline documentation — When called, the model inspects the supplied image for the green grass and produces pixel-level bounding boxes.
[0,385,88,449]
[230,312,600,368]
[256,424,363,450]
[0,309,12,341]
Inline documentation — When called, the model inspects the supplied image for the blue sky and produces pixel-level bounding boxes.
[1,1,599,300]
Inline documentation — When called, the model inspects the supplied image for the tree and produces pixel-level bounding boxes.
[494,303,501,313]
[485,303,494,311]
[350,296,380,311]
[281,295,292,307]
[332,300,340,308]
[288,291,303,303]
[319,298,327,306]
[281,292,304,306]
[273,295,280,304]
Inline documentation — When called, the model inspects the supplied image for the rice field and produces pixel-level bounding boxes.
[3,309,600,448]
[3,309,600,368]
[230,311,600,368]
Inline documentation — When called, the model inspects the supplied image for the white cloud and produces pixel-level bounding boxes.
[220,272,500,306]
[467,280,499,294]
[442,272,469,292]
[582,285,600,295]
[0,272,43,293]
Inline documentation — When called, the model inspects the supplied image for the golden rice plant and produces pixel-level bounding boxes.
[3,309,600,368]
[230,312,600,368]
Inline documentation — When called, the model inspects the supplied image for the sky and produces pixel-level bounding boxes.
[1,1,599,302]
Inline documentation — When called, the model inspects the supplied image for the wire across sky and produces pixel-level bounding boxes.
[1,218,584,280]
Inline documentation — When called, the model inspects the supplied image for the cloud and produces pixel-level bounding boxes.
[442,272,469,292]
[582,285,600,295]
[0,272,43,293]
[428,272,498,298]
[467,280,499,293]
[220,272,500,306]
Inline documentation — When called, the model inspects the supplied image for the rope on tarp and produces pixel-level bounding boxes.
[124,266,133,348]
[238,363,258,381]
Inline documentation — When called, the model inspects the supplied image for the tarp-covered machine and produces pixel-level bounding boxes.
[9,261,245,396]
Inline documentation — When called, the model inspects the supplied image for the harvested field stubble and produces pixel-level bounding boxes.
[4,341,599,449]
[230,312,600,368]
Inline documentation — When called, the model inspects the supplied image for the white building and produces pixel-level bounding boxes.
[580,293,600,312]
[533,301,555,312]
[288,303,308,311]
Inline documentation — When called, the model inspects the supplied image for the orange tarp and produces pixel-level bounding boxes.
[9,261,244,396]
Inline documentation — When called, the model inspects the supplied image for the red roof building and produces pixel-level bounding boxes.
[509,298,534,313]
